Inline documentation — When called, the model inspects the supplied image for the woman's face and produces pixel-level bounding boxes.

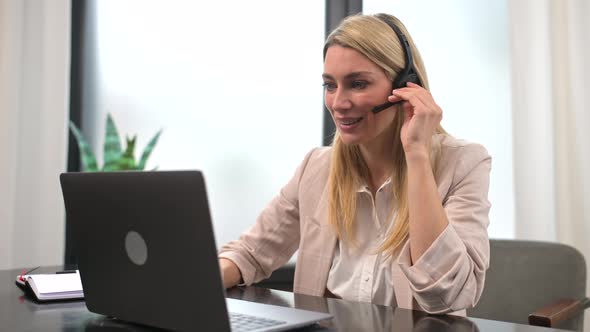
[323,45,397,146]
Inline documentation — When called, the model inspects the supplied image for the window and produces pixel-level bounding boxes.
[83,1,326,247]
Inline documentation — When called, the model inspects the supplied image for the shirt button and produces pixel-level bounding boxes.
[365,277,370,282]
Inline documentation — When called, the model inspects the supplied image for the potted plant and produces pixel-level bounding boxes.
[69,113,162,171]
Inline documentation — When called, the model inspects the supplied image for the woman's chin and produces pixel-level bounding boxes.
[338,133,364,146]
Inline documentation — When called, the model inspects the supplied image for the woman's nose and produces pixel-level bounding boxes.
[331,89,352,112]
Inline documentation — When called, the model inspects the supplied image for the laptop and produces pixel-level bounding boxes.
[60,170,332,332]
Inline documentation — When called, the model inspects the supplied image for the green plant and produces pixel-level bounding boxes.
[69,113,162,171]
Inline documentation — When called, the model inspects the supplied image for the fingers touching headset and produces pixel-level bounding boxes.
[389,82,443,160]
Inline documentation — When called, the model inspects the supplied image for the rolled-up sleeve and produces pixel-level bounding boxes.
[397,144,491,314]
[218,149,317,285]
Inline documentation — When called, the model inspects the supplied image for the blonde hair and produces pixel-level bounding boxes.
[325,13,447,256]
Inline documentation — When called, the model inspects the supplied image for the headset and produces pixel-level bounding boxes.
[371,14,422,114]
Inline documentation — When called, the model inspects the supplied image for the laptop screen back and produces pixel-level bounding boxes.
[60,171,231,331]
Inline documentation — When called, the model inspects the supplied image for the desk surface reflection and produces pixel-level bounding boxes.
[0,267,568,331]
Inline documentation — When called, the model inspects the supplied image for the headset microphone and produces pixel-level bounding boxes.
[372,99,404,114]
[372,15,422,114]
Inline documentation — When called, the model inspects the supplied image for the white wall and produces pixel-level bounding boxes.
[0,0,71,269]
[84,0,325,248]
[364,0,514,238]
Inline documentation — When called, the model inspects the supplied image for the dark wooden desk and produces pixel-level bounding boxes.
[0,267,569,331]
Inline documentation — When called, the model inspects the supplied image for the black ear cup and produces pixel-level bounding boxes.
[407,73,419,84]
[392,75,405,90]
[394,72,419,89]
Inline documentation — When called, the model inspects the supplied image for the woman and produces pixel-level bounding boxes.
[219,13,491,315]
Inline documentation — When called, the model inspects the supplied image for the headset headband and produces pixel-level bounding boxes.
[372,14,422,114]
[375,14,421,87]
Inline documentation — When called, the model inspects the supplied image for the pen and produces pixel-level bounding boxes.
[56,270,77,274]
[22,266,40,275]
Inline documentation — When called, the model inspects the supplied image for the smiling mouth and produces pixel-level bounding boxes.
[341,117,363,125]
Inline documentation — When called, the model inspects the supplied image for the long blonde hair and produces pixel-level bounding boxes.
[325,13,447,256]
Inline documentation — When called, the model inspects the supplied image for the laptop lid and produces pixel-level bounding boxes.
[60,170,331,332]
[61,171,230,331]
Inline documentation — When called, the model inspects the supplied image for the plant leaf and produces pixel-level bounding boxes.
[138,129,162,170]
[117,135,137,170]
[69,121,99,172]
[102,113,123,171]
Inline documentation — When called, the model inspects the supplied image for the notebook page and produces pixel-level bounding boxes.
[28,272,83,295]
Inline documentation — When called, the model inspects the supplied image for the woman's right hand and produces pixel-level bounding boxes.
[219,258,242,289]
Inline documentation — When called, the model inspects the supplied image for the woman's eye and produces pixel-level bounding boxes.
[351,81,368,89]
[322,82,336,91]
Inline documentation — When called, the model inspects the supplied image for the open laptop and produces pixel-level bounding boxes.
[60,170,332,332]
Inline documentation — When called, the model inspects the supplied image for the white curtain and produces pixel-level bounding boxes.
[509,0,590,319]
[0,0,71,269]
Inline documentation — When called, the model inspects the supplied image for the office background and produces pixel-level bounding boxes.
[68,0,514,260]
[0,0,588,325]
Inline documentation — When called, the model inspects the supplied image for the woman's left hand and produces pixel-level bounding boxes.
[388,82,442,162]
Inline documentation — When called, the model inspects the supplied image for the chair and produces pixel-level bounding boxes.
[467,239,590,331]
[254,262,295,292]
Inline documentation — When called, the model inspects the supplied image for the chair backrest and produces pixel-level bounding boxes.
[467,239,587,331]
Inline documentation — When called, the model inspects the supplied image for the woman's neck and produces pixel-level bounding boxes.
[359,134,395,195]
